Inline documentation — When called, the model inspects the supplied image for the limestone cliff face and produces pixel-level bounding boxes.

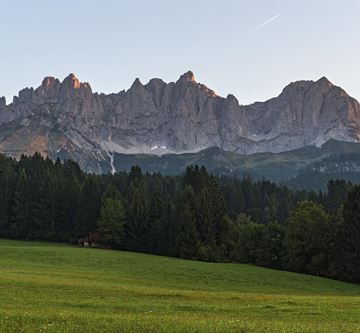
[234,77,360,153]
[0,72,359,172]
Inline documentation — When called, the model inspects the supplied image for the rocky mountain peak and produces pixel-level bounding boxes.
[146,78,166,87]
[281,77,333,95]
[130,78,143,88]
[0,97,6,110]
[144,78,167,106]
[58,74,92,99]
[313,76,334,93]
[317,76,332,85]
[280,80,313,95]
[36,76,61,97]
[41,76,59,88]
[62,73,80,88]
[178,71,196,83]
[61,73,91,91]
[175,71,218,99]
[225,94,239,106]
[128,78,148,98]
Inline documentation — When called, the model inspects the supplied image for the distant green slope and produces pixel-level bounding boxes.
[0,239,359,333]
[113,139,360,189]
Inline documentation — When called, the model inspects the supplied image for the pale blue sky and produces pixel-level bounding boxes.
[0,0,359,105]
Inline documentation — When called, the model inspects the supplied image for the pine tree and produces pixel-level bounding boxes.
[124,167,149,251]
[176,185,199,259]
[53,167,81,240]
[34,169,59,239]
[0,157,17,237]
[326,179,352,213]
[97,197,126,248]
[255,223,284,269]
[75,176,102,237]
[337,186,360,282]
[11,169,32,238]
[147,186,164,253]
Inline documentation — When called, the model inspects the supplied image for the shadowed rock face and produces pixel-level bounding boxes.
[0,72,360,171]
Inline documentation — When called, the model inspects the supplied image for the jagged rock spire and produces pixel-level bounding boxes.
[0,96,6,109]
[178,71,196,82]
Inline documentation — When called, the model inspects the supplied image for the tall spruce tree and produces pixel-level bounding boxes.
[11,169,32,238]
[338,186,360,282]
[255,223,284,269]
[0,157,17,237]
[176,185,199,259]
[75,176,102,237]
[97,197,126,248]
[124,166,149,251]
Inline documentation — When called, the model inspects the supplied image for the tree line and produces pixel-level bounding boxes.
[0,153,359,283]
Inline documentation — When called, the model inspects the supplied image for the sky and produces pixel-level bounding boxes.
[0,0,359,105]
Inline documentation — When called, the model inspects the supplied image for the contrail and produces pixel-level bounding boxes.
[249,14,280,34]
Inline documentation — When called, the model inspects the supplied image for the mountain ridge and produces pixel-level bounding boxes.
[0,72,360,173]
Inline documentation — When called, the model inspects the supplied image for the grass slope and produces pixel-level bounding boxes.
[0,239,359,333]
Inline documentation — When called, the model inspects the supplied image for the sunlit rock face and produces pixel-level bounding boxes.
[0,71,360,172]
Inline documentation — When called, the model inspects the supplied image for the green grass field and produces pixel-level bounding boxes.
[0,239,360,333]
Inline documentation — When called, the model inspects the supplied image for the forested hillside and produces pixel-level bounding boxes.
[0,153,359,283]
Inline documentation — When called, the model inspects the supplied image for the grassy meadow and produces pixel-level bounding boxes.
[0,239,359,333]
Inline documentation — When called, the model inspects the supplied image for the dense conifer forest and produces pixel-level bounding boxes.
[0,153,359,283]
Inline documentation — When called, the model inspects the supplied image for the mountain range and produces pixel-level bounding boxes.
[1,71,360,185]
